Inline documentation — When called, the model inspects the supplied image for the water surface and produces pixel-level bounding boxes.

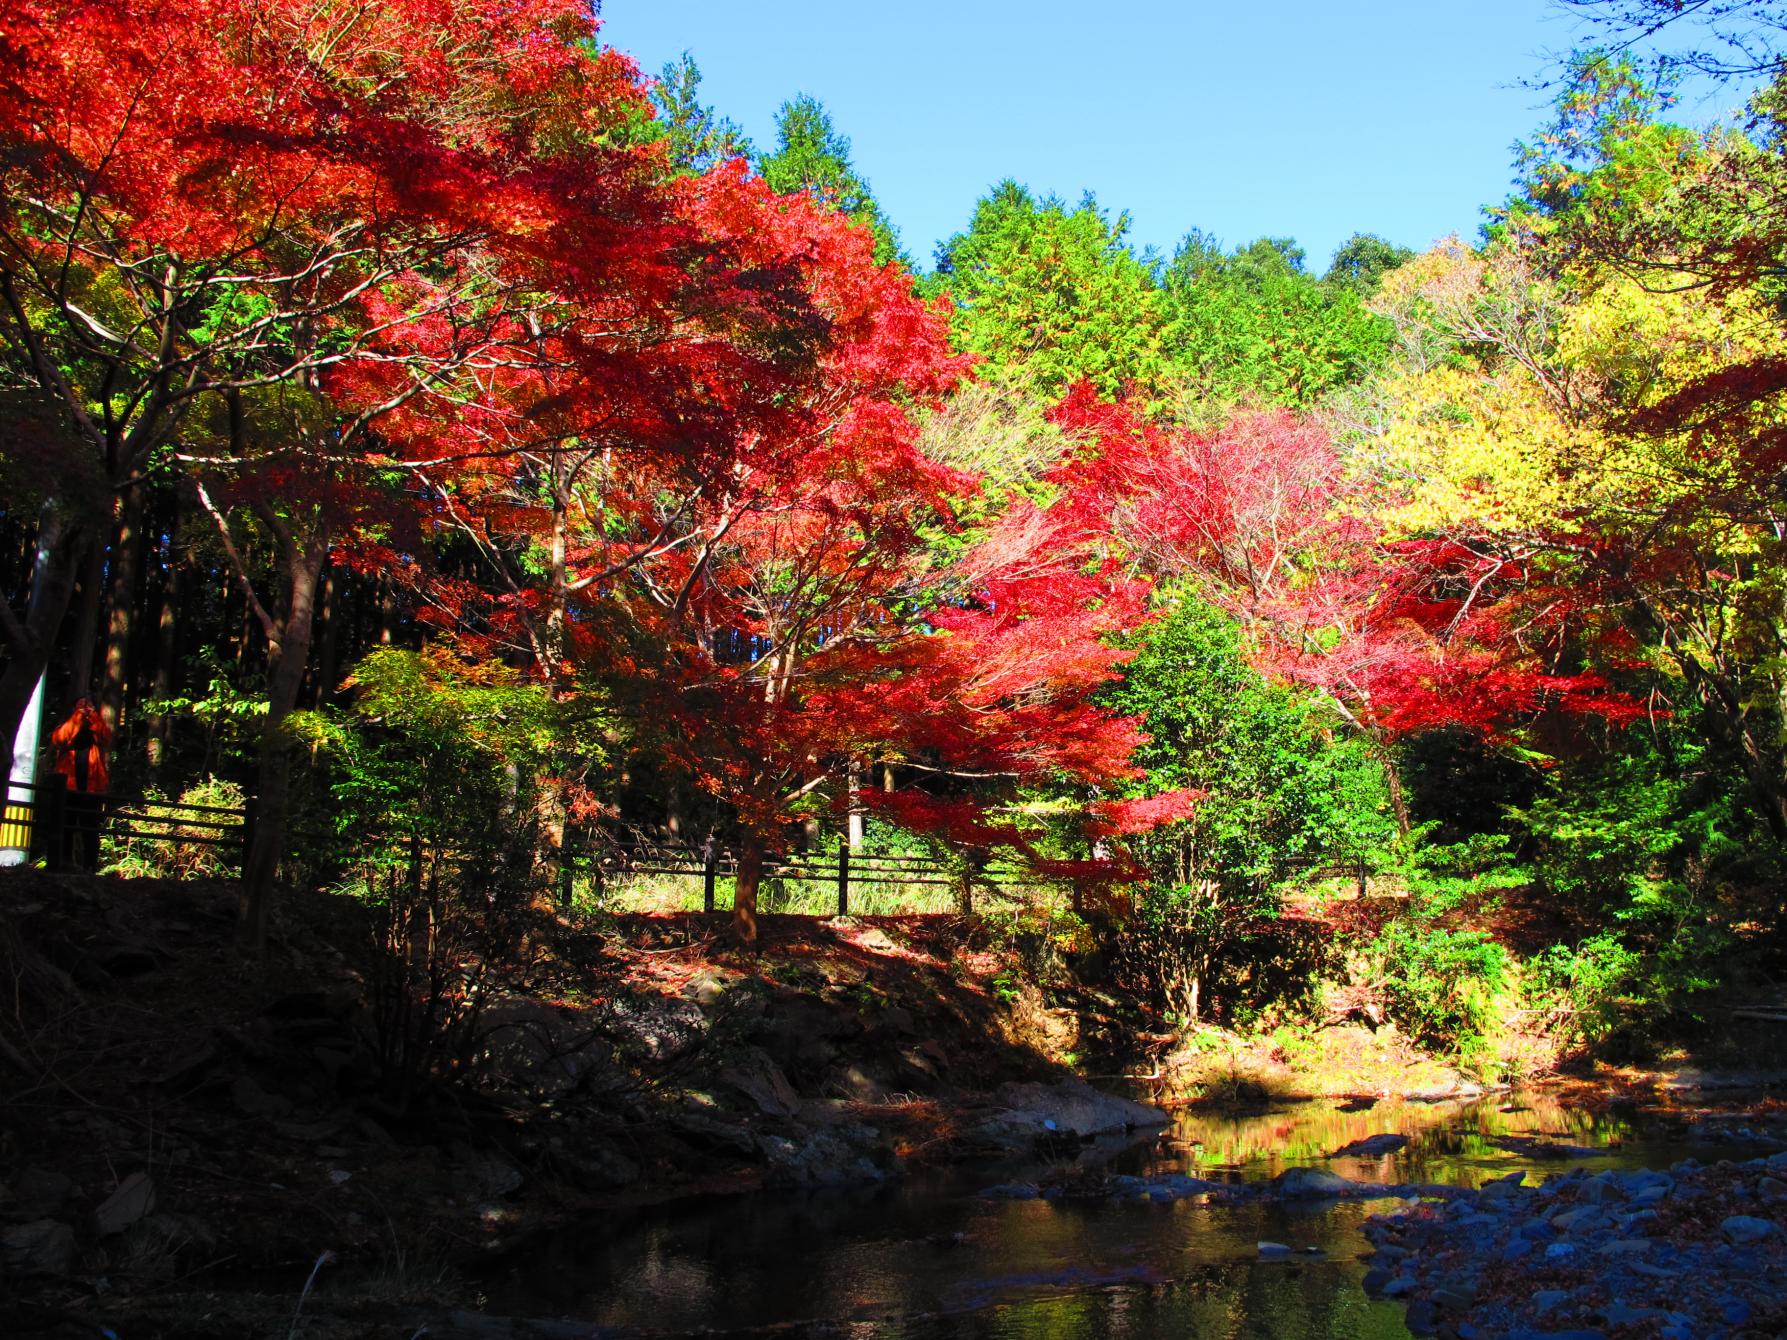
[485,1091,1729,1338]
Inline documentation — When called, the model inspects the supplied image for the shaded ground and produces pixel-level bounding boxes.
[0,871,1144,1338]
[4,870,1783,1339]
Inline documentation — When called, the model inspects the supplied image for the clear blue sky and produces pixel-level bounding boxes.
[596,1,1744,275]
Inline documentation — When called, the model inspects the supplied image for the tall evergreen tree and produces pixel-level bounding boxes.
[1160,232,1393,408]
[649,53,753,175]
[1324,232,1416,297]
[757,94,903,266]
[930,181,1166,398]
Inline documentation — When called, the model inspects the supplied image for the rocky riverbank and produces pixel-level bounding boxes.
[1362,1155,1787,1339]
[0,869,1174,1338]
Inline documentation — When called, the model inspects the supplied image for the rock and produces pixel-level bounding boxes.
[1551,1206,1603,1233]
[93,1172,155,1236]
[1432,1287,1474,1314]
[1381,1275,1417,1298]
[581,1142,644,1189]
[717,1048,801,1119]
[1599,1302,1666,1327]
[1273,1166,1369,1198]
[836,1064,888,1104]
[1721,1214,1777,1245]
[1533,1289,1572,1313]
[230,1075,291,1118]
[153,1036,220,1088]
[759,1128,886,1188]
[1331,1133,1409,1157]
[450,1147,523,1200]
[666,1111,758,1158]
[988,1078,1166,1141]
[13,1168,75,1217]
[1758,1175,1787,1201]
[1,1219,76,1275]
[852,927,899,954]
[980,1182,1041,1200]
[1579,1174,1626,1204]
[1479,1172,1526,1201]
[1500,1237,1534,1262]
[681,969,737,1007]
[99,944,161,977]
[1256,1240,1293,1258]
[607,993,709,1063]
[1597,1237,1651,1256]
[1543,1241,1577,1261]
[1403,1298,1438,1334]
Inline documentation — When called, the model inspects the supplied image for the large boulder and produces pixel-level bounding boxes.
[93,1172,156,1236]
[758,1125,888,1188]
[2,1219,76,1276]
[975,1079,1167,1149]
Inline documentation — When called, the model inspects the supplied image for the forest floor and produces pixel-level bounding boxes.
[0,870,1781,1339]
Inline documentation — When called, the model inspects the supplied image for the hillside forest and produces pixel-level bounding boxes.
[6,0,1787,1082]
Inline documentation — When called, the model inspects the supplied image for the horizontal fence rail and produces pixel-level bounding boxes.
[0,779,1395,918]
[0,777,254,873]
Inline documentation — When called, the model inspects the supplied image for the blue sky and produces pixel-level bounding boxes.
[597,2,1747,275]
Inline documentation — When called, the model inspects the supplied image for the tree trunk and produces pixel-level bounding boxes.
[732,839,763,947]
[311,564,338,707]
[1375,738,1411,837]
[144,546,181,772]
[0,502,88,761]
[240,534,329,951]
[64,535,106,711]
[847,757,864,850]
[98,481,146,731]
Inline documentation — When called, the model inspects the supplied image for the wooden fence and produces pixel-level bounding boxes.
[0,776,253,872]
[0,779,1391,917]
[589,835,1051,917]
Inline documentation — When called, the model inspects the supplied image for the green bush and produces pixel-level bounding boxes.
[102,776,247,879]
[1530,932,1643,1049]
[1376,921,1509,1055]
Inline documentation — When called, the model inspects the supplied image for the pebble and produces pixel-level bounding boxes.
[1720,1213,1777,1244]
[1360,1151,1786,1340]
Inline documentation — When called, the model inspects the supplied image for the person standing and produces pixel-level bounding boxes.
[49,698,110,870]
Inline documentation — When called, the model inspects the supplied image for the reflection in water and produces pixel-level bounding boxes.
[486,1092,1718,1338]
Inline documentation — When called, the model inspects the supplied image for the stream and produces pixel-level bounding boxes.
[479,1091,1734,1338]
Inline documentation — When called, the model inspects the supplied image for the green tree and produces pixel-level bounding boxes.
[757,94,903,266]
[1108,596,1394,887]
[930,181,1167,398]
[1324,232,1416,297]
[649,53,753,175]
[1159,231,1394,407]
[1100,596,1394,1021]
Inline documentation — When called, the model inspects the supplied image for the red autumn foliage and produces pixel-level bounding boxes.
[1045,387,1642,763]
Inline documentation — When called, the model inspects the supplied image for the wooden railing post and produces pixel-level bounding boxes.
[702,834,717,914]
[558,824,577,911]
[240,794,258,873]
[38,774,68,871]
[836,836,849,918]
[1357,855,1368,900]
